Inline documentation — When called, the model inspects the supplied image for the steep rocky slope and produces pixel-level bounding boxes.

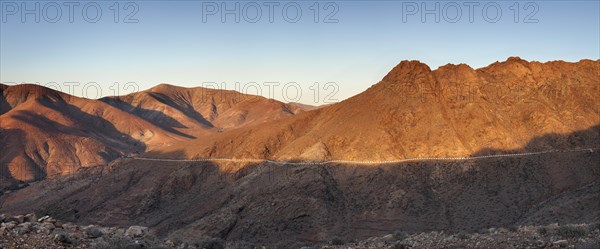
[0,84,300,187]
[156,58,599,161]
[0,84,154,184]
[100,84,301,137]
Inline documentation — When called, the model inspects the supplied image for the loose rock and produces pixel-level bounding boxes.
[24,213,37,223]
[553,240,569,247]
[125,226,148,238]
[54,233,72,244]
[84,225,104,239]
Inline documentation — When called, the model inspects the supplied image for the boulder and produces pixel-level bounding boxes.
[24,213,37,222]
[552,240,569,247]
[381,234,394,241]
[125,226,148,238]
[98,226,113,235]
[54,233,73,244]
[1,222,17,230]
[164,240,176,247]
[14,222,32,235]
[37,215,50,222]
[84,225,104,239]
[8,215,24,224]
[39,222,56,235]
[62,223,79,231]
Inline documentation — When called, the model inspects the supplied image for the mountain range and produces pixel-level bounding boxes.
[1,57,598,188]
[0,83,311,188]
[157,57,599,161]
[0,57,599,245]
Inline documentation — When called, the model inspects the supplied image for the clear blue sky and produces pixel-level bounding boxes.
[1,0,599,104]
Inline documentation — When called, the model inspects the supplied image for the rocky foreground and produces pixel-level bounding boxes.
[1,213,599,249]
[333,223,600,249]
[0,213,174,249]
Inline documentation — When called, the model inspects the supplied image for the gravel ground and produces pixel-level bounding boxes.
[1,212,599,249]
[326,223,600,249]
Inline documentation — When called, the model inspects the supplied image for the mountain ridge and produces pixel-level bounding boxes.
[151,57,599,161]
[0,83,304,187]
[1,57,598,185]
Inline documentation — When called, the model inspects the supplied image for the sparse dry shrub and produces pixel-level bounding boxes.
[92,236,131,249]
[328,237,344,245]
[194,237,225,249]
[228,240,256,249]
[456,232,470,240]
[557,225,588,238]
[392,241,411,249]
[575,241,600,249]
[393,230,409,241]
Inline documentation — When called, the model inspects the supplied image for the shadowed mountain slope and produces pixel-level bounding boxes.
[1,125,598,245]
[100,84,303,137]
[0,84,300,187]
